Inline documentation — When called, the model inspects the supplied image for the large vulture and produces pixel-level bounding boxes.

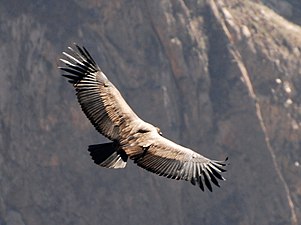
[60,44,228,191]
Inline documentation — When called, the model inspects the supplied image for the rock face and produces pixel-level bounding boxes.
[0,0,300,224]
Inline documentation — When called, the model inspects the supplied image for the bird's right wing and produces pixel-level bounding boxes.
[60,45,140,141]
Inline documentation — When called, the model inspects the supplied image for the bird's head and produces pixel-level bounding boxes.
[156,127,163,136]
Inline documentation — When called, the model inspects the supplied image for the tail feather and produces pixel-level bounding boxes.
[88,142,128,169]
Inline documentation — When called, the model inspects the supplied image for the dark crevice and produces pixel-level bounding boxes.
[203,5,233,130]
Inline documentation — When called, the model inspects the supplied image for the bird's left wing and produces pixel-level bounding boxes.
[130,134,227,191]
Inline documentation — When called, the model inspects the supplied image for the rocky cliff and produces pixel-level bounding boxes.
[0,0,300,225]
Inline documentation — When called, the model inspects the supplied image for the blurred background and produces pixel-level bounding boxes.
[0,0,301,224]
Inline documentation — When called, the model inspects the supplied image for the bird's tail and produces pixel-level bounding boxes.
[88,142,128,169]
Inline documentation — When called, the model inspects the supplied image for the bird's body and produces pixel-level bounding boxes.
[60,44,227,191]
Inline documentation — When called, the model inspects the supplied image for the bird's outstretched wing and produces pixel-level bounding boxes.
[59,44,140,141]
[60,44,228,191]
[129,133,227,192]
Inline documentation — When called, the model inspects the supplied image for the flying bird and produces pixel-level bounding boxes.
[60,44,228,191]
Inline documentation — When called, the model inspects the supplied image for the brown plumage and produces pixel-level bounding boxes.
[60,44,228,191]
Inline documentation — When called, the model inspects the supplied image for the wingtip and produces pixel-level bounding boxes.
[224,156,230,166]
[68,43,80,52]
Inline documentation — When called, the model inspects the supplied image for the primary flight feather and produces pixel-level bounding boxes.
[60,44,228,191]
